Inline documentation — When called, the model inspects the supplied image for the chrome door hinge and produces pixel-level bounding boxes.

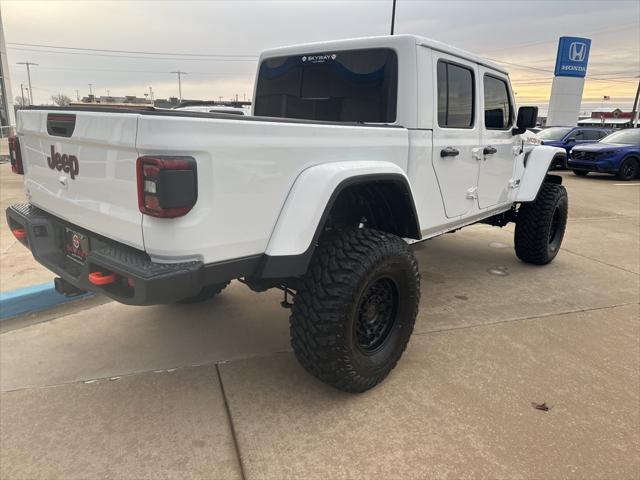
[508,178,521,189]
[466,187,478,199]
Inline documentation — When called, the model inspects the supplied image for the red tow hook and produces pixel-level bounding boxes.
[88,271,118,286]
[12,228,27,240]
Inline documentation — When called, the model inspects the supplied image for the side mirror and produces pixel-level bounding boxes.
[512,106,538,135]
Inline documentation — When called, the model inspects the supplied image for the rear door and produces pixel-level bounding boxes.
[19,109,144,249]
[431,54,481,218]
[477,69,518,209]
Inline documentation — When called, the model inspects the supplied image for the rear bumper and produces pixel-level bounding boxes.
[6,203,260,305]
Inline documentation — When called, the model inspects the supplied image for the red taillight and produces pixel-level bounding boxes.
[136,156,197,218]
[8,135,24,175]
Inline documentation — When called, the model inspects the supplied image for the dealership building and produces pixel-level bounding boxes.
[577,107,636,129]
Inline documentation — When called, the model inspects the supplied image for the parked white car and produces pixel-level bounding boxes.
[7,34,566,392]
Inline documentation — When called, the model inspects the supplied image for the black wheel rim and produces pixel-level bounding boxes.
[623,162,637,179]
[354,277,399,354]
[549,207,561,247]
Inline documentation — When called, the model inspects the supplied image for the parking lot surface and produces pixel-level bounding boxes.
[1,167,639,479]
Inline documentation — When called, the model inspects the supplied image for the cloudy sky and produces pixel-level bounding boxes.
[2,0,639,112]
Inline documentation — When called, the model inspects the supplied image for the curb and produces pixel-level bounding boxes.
[0,282,94,320]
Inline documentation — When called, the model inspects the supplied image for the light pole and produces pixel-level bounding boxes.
[631,79,640,128]
[17,61,37,104]
[20,83,26,106]
[390,0,397,35]
[149,86,154,102]
[171,71,187,101]
[75,89,80,101]
[88,83,93,96]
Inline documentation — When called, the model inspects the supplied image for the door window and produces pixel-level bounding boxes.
[568,130,585,140]
[582,130,602,140]
[483,75,512,129]
[437,61,474,128]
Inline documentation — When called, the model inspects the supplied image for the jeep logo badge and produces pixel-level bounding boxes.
[47,146,79,180]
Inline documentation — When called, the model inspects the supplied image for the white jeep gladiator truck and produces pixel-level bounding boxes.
[7,35,568,392]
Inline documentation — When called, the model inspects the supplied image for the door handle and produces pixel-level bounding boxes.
[483,146,497,155]
[440,147,460,158]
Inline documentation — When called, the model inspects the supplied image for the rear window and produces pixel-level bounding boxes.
[254,48,398,123]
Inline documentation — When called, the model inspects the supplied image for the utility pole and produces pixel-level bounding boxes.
[17,61,37,104]
[149,86,154,102]
[75,89,80,101]
[218,96,222,103]
[20,84,26,106]
[390,0,397,35]
[171,71,187,101]
[88,83,93,95]
[631,79,640,128]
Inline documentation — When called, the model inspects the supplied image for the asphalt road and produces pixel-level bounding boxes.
[1,169,638,479]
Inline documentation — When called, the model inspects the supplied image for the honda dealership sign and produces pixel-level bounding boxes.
[547,36,592,126]
[554,36,591,77]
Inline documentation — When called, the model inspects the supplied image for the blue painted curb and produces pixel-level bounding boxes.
[0,282,94,320]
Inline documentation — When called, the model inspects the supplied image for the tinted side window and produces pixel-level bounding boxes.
[437,61,474,128]
[583,130,603,140]
[483,75,512,129]
[254,48,398,123]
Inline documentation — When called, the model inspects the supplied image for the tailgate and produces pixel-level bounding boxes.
[18,109,143,249]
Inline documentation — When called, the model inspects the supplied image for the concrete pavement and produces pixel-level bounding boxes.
[1,171,639,479]
[0,164,55,291]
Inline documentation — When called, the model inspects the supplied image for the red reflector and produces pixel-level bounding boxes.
[12,228,27,239]
[144,194,161,211]
[88,271,117,286]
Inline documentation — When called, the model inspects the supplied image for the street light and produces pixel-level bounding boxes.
[17,61,37,104]
[390,0,397,35]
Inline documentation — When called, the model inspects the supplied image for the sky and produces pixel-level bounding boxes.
[1,0,639,113]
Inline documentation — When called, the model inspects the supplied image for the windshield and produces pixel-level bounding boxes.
[600,129,640,145]
[537,127,573,141]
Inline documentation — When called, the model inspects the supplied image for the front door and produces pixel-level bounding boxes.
[477,68,518,209]
[431,54,481,218]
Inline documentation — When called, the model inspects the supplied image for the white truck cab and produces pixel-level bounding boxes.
[7,35,567,393]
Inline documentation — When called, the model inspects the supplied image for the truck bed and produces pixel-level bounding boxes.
[16,107,409,265]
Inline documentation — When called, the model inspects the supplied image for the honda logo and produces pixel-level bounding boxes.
[569,42,587,62]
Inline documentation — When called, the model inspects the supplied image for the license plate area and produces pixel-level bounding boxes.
[64,227,90,264]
